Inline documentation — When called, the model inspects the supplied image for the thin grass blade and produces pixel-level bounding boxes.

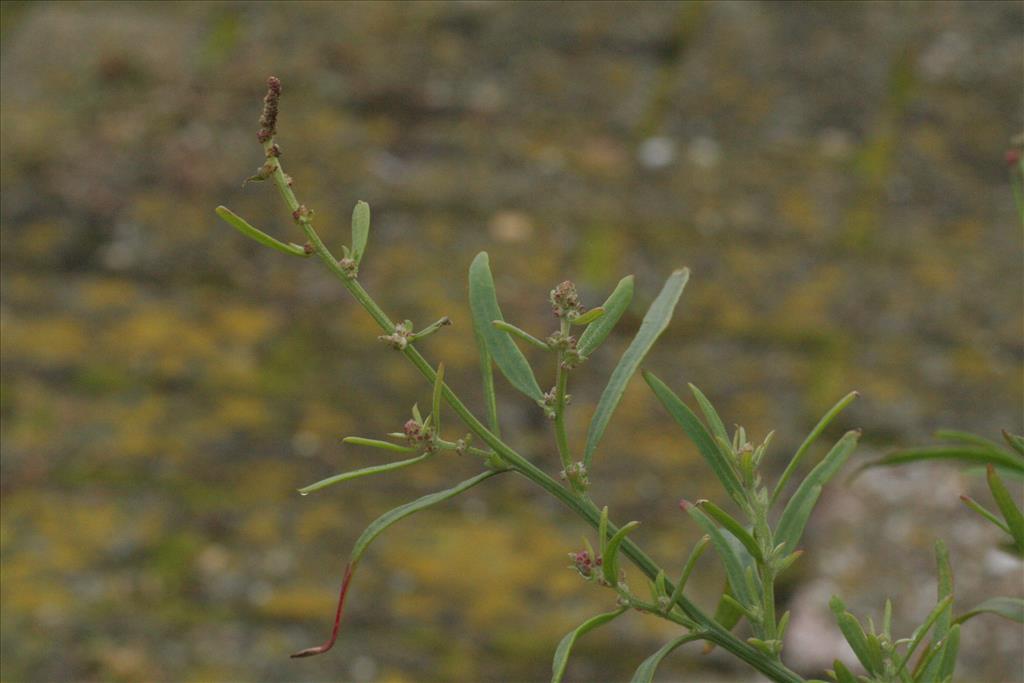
[851,445,1024,479]
[583,269,688,468]
[986,464,1024,552]
[953,597,1024,625]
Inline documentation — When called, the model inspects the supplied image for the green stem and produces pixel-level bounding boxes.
[260,139,804,683]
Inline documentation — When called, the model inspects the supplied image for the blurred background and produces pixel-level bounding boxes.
[1,2,1021,681]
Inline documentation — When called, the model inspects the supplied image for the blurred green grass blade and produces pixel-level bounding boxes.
[644,372,744,505]
[953,596,1024,624]
[298,453,432,494]
[698,500,763,563]
[831,659,858,683]
[771,391,858,506]
[351,200,370,265]
[1003,430,1024,456]
[918,540,954,683]
[896,595,954,675]
[683,500,754,608]
[342,436,417,453]
[577,275,634,357]
[215,205,309,257]
[936,624,960,681]
[775,430,860,556]
[629,634,700,683]
[571,306,605,326]
[583,269,688,468]
[987,464,1024,552]
[829,596,880,674]
[550,607,628,683]
[934,429,1004,451]
[601,521,641,586]
[351,470,501,565]
[959,494,1011,534]
[468,252,544,401]
[852,445,1024,480]
[688,384,730,447]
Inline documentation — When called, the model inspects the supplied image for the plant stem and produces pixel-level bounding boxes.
[260,141,804,683]
[554,320,575,484]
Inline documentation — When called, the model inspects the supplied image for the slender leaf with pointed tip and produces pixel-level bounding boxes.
[831,659,858,683]
[645,372,744,505]
[688,384,730,447]
[350,200,370,265]
[683,500,754,608]
[987,464,1024,552]
[577,275,634,358]
[896,595,955,675]
[698,500,763,563]
[299,453,433,494]
[771,391,858,506]
[935,624,960,681]
[342,436,417,453]
[215,205,309,257]
[551,607,628,683]
[584,269,688,468]
[775,430,860,556]
[953,597,1024,624]
[829,596,879,674]
[572,306,605,326]
[918,540,954,683]
[468,253,543,401]
[852,445,1024,479]
[629,634,701,683]
[601,521,641,586]
[666,534,710,611]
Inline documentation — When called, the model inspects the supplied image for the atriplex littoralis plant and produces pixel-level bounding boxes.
[216,77,1023,682]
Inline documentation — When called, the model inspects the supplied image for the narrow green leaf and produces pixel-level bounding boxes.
[571,306,605,327]
[683,500,754,607]
[924,540,954,679]
[896,595,955,675]
[551,607,628,683]
[299,453,432,494]
[987,464,1024,552]
[953,597,1024,625]
[883,598,893,639]
[702,580,746,655]
[645,371,744,505]
[934,429,1004,451]
[472,319,500,436]
[215,205,309,257]
[775,430,860,556]
[351,470,501,565]
[936,624,960,682]
[831,659,858,683]
[698,500,763,563]
[667,534,710,611]
[351,200,370,265]
[852,445,1024,479]
[584,269,688,468]
[492,320,550,350]
[430,364,445,437]
[468,253,543,401]
[688,384,730,447]
[829,596,880,674]
[342,436,416,453]
[959,495,1011,534]
[577,275,634,357]
[1003,430,1024,456]
[771,391,858,506]
[602,521,641,586]
[629,634,700,683]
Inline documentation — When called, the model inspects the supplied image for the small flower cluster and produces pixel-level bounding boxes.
[560,461,589,491]
[379,321,414,350]
[547,330,583,369]
[549,280,583,320]
[257,76,281,143]
[569,549,603,580]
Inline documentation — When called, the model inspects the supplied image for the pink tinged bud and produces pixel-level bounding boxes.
[678,498,692,511]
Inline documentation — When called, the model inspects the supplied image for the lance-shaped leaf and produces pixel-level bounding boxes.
[775,430,860,556]
[831,659,858,683]
[629,634,701,683]
[292,470,501,657]
[473,317,500,435]
[350,200,370,265]
[1004,430,1024,456]
[550,607,628,683]
[601,521,641,586]
[682,500,755,608]
[698,500,763,563]
[953,597,1024,625]
[852,444,1024,479]
[645,372,744,505]
[702,580,745,654]
[666,534,710,612]
[688,384,730,449]
[935,623,960,682]
[215,205,309,257]
[771,391,858,506]
[572,306,605,326]
[896,595,955,675]
[577,275,634,357]
[298,453,433,494]
[829,596,880,674]
[959,494,1011,534]
[918,540,954,683]
[468,252,543,401]
[584,269,688,468]
[987,464,1024,552]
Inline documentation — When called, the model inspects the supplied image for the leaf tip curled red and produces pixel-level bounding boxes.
[289,563,355,659]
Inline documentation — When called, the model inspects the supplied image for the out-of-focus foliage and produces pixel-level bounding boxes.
[1,2,1021,681]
